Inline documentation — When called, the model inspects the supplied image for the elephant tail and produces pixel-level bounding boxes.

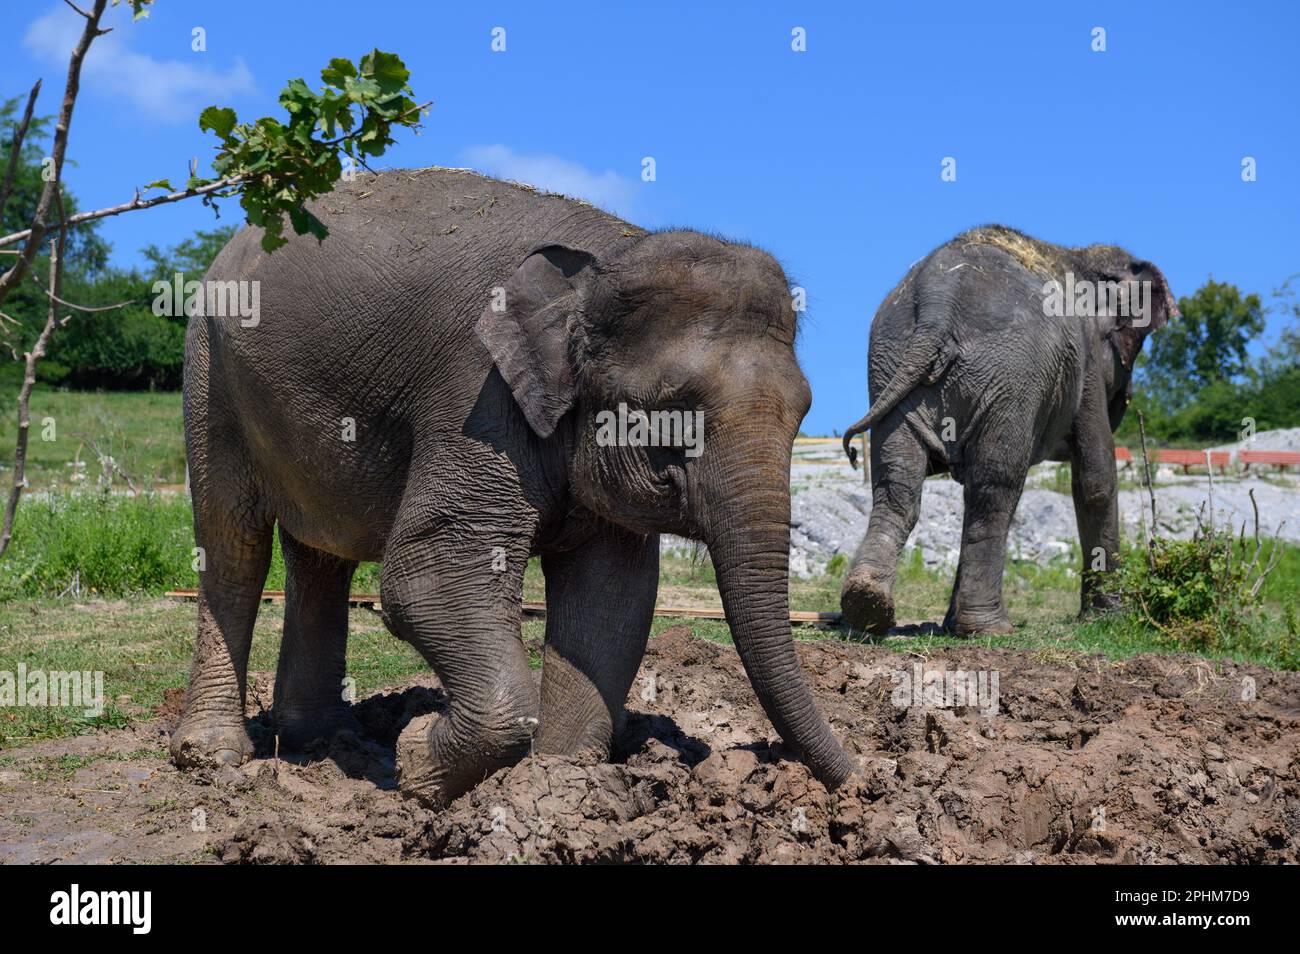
[842,332,953,469]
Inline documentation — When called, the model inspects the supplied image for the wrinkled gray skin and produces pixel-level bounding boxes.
[839,226,1175,636]
[172,168,853,804]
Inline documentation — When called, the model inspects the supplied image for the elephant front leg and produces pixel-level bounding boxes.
[536,528,658,759]
[1070,418,1121,617]
[944,468,1026,636]
[383,524,540,808]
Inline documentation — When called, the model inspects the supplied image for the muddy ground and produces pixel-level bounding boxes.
[2,626,1298,864]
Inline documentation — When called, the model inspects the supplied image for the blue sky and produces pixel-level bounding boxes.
[4,0,1297,433]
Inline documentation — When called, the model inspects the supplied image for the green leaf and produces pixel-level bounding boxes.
[320,58,358,87]
[260,232,289,253]
[142,179,173,193]
[363,50,410,94]
[288,206,329,242]
[278,78,317,115]
[198,106,238,139]
[344,76,382,103]
[113,0,155,20]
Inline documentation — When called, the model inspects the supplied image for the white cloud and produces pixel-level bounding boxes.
[23,4,255,124]
[458,145,639,218]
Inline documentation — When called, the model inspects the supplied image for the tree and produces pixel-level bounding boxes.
[1139,278,1266,414]
[46,227,237,389]
[0,0,427,557]
[141,226,237,280]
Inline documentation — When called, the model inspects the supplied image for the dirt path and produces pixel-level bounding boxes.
[2,628,1297,864]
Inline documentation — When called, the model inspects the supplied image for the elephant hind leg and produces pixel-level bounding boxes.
[171,478,273,769]
[536,527,658,759]
[840,415,927,635]
[943,451,1029,637]
[273,528,358,749]
[382,522,539,807]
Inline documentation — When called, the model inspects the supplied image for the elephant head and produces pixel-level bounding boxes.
[1072,246,1179,427]
[476,231,854,788]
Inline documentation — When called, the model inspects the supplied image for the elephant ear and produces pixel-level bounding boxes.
[475,244,597,438]
[1106,266,1174,372]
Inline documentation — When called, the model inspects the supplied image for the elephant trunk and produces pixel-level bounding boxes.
[701,442,854,789]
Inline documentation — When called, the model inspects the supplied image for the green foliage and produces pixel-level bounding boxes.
[1,98,237,389]
[116,0,155,19]
[0,492,195,600]
[39,227,236,389]
[3,44,422,388]
[1142,279,1266,413]
[1118,276,1298,444]
[140,226,235,277]
[0,491,382,600]
[1115,529,1284,655]
[197,51,423,251]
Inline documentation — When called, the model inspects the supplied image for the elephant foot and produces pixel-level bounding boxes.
[840,572,896,635]
[1079,591,1123,620]
[170,716,254,769]
[274,706,362,751]
[943,610,1015,638]
[394,713,531,809]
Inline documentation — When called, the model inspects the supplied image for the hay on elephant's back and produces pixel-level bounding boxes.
[959,225,1113,280]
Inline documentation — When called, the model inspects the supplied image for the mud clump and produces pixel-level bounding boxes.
[2,626,1298,864]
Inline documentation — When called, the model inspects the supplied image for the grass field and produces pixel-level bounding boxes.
[0,388,185,492]
[0,389,1297,751]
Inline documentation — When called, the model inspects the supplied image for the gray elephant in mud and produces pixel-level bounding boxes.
[839,226,1176,636]
[172,167,854,805]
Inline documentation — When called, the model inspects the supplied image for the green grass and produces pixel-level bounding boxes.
[1,538,1296,750]
[0,390,1296,751]
[0,491,384,600]
[0,388,185,492]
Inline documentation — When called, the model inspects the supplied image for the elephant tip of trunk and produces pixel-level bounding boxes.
[795,743,855,792]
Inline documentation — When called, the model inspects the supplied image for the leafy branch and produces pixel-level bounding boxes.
[0,52,428,255]
[191,50,426,251]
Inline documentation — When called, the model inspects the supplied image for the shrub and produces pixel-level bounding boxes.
[0,492,196,599]
[1116,506,1284,653]
[0,492,383,601]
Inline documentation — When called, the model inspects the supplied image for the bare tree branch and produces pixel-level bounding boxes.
[0,79,42,218]
[0,0,107,310]
[0,176,243,249]
[1136,409,1158,569]
[28,269,136,311]
[0,234,65,558]
[0,99,430,250]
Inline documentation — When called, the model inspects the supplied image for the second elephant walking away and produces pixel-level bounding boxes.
[839,226,1177,636]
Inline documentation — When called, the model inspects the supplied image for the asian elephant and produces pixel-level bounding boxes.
[172,167,854,805]
[838,226,1175,636]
